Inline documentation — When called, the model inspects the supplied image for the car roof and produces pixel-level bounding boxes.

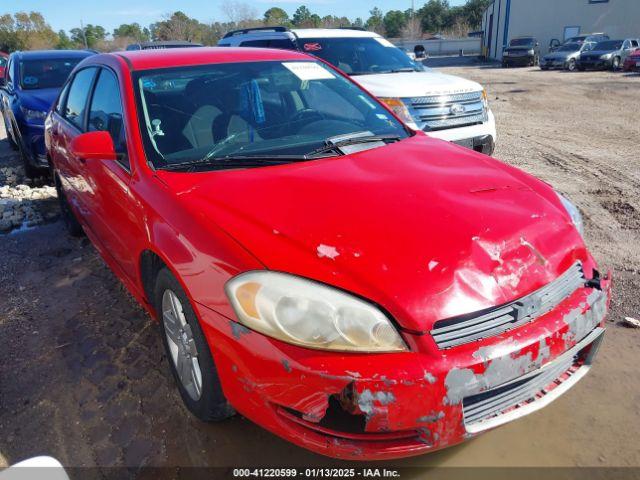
[14,49,95,60]
[292,28,380,39]
[111,46,313,71]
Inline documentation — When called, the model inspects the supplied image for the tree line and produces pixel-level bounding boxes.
[0,1,491,52]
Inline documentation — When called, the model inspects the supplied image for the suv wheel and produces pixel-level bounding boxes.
[14,124,40,179]
[567,59,577,71]
[154,268,235,422]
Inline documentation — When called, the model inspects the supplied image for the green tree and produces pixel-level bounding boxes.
[70,24,106,49]
[365,7,385,35]
[418,0,450,33]
[292,6,312,27]
[0,12,59,51]
[56,30,74,49]
[462,0,492,28]
[113,22,150,42]
[263,7,289,26]
[383,10,407,38]
[151,11,203,42]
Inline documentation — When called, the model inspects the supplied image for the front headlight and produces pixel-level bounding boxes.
[225,271,408,352]
[528,49,535,55]
[20,106,46,122]
[481,89,489,109]
[378,97,414,125]
[557,192,584,236]
[600,53,612,59]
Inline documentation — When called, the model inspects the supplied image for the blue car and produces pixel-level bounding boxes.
[1,50,95,177]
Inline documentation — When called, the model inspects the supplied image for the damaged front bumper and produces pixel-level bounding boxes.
[195,274,611,460]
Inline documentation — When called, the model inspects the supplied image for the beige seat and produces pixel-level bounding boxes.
[182,105,222,148]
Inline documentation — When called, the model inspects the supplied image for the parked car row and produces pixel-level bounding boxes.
[502,32,640,73]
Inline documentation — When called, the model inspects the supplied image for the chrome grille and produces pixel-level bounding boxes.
[463,326,604,433]
[431,262,585,349]
[406,91,487,132]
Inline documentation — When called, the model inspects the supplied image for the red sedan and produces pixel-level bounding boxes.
[45,47,611,460]
[623,48,640,72]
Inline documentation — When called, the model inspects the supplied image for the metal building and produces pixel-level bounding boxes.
[481,0,640,60]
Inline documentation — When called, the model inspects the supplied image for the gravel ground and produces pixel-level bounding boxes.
[0,65,639,473]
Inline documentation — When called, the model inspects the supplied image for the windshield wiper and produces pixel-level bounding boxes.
[159,155,306,172]
[306,135,401,157]
[390,68,419,73]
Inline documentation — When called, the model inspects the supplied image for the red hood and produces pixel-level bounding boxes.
[157,134,591,332]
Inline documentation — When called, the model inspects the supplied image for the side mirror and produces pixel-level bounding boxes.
[69,131,117,161]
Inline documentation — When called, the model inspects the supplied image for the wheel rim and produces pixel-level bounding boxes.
[162,289,203,401]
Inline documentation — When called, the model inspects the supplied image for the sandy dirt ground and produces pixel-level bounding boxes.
[0,65,639,473]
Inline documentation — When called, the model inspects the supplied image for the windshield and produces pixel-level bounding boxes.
[594,41,622,50]
[19,57,84,90]
[297,37,423,75]
[509,38,534,47]
[558,43,581,52]
[134,60,409,169]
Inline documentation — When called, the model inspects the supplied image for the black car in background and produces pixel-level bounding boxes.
[502,37,540,67]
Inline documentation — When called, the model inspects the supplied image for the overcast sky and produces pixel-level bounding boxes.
[8,0,468,33]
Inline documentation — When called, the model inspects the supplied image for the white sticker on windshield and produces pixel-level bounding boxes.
[374,37,395,48]
[282,62,335,81]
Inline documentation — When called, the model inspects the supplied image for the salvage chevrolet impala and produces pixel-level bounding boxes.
[45,48,611,460]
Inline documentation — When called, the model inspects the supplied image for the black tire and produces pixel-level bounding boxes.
[14,124,41,179]
[154,267,235,422]
[54,173,84,237]
[3,115,19,151]
[611,57,620,71]
[567,59,577,72]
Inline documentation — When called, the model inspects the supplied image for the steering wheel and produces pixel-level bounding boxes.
[289,109,325,127]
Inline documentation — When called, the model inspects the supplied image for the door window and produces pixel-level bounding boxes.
[55,83,70,115]
[5,58,12,84]
[64,67,97,130]
[88,69,128,168]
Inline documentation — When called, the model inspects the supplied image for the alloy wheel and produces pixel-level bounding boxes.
[162,289,203,401]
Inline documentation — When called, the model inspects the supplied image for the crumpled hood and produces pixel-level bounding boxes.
[351,71,482,98]
[19,87,58,113]
[158,134,590,332]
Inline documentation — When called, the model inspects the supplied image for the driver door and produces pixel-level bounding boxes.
[80,67,143,282]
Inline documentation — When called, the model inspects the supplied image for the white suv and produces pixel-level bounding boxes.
[219,27,497,155]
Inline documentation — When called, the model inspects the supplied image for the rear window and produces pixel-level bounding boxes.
[19,57,85,90]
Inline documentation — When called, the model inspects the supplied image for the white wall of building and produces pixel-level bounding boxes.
[482,0,640,60]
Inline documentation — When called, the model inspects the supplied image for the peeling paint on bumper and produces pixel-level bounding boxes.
[194,275,611,460]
